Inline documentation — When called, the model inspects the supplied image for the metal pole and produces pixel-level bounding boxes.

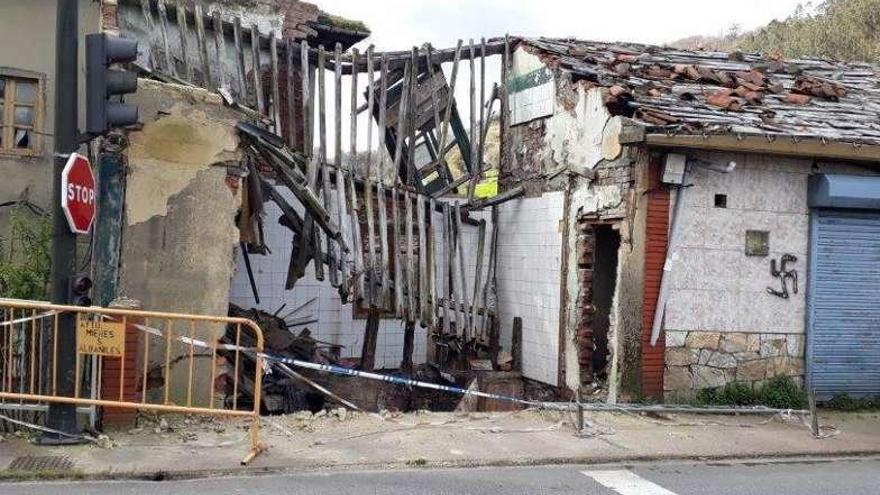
[43,0,81,442]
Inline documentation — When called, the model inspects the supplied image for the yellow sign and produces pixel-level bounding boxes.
[77,320,124,357]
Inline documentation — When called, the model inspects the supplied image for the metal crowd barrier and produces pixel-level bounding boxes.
[0,298,265,464]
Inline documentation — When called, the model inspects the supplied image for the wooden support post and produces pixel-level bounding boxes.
[376,55,391,310]
[347,48,364,303]
[428,197,437,327]
[391,185,403,318]
[363,47,378,307]
[139,0,158,69]
[360,310,380,371]
[454,202,471,337]
[175,1,193,82]
[479,37,486,169]
[440,201,451,336]
[334,43,351,301]
[471,218,486,339]
[289,40,318,286]
[479,208,499,340]
[447,204,462,336]
[511,316,522,371]
[285,38,296,148]
[232,16,247,101]
[401,320,415,373]
[157,0,174,76]
[500,35,510,180]
[194,2,212,89]
[211,11,227,89]
[404,190,416,323]
[417,194,428,327]
[467,39,477,202]
[318,46,339,289]
[405,48,419,188]
[269,31,281,135]
[251,25,265,113]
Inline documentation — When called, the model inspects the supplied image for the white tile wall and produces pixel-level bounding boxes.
[229,185,425,369]
[665,152,811,335]
[495,192,565,386]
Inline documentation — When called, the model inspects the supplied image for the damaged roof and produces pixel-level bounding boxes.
[522,38,880,147]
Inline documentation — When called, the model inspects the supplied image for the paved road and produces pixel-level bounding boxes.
[2,457,878,494]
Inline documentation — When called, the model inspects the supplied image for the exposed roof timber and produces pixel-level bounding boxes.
[309,39,507,74]
[125,0,368,51]
[646,133,880,163]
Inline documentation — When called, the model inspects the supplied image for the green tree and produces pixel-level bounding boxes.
[0,207,52,300]
[738,0,880,62]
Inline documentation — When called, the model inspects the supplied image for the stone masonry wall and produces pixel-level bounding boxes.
[665,331,804,399]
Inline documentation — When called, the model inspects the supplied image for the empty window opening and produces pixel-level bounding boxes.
[714,193,728,208]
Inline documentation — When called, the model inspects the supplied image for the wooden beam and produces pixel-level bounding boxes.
[156,0,173,75]
[269,32,281,135]
[175,1,193,82]
[232,16,247,102]
[211,11,227,89]
[193,2,212,89]
[250,24,265,114]
[645,133,880,163]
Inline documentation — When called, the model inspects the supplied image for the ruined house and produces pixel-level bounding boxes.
[5,0,879,420]
[499,38,880,401]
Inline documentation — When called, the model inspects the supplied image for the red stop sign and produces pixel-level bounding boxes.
[61,153,97,234]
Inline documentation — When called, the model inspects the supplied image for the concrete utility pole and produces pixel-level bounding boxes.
[42,0,81,442]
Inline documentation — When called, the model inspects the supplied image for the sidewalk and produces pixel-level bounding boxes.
[1,409,879,479]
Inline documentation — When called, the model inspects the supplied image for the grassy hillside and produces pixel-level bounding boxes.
[672,0,880,63]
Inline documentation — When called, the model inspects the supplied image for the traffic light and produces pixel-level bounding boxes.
[68,274,93,307]
[86,33,139,135]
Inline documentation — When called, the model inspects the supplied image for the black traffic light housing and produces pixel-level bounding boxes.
[86,33,139,135]
[68,274,93,307]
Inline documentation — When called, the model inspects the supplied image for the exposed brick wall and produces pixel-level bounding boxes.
[101,0,119,33]
[281,0,319,39]
[640,156,669,399]
[575,221,595,386]
[100,315,140,425]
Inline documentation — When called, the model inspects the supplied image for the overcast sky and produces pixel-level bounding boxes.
[316,0,805,51]
[311,0,807,158]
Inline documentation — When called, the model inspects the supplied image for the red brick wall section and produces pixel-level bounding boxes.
[100,316,140,426]
[575,221,596,386]
[282,1,319,39]
[641,157,669,399]
[101,0,119,32]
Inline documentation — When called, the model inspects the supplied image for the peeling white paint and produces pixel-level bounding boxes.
[126,102,239,226]
[544,87,612,175]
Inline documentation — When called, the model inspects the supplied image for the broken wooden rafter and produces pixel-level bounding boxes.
[462,185,525,211]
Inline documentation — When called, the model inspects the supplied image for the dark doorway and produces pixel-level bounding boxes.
[590,225,620,378]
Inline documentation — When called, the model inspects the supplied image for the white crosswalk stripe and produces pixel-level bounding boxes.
[581,470,679,495]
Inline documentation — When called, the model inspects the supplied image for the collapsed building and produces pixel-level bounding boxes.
[3,0,879,421]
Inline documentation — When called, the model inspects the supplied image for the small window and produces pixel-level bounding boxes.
[1,75,42,155]
[714,194,728,208]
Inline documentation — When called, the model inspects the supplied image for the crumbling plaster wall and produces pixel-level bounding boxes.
[502,47,643,396]
[118,79,242,405]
